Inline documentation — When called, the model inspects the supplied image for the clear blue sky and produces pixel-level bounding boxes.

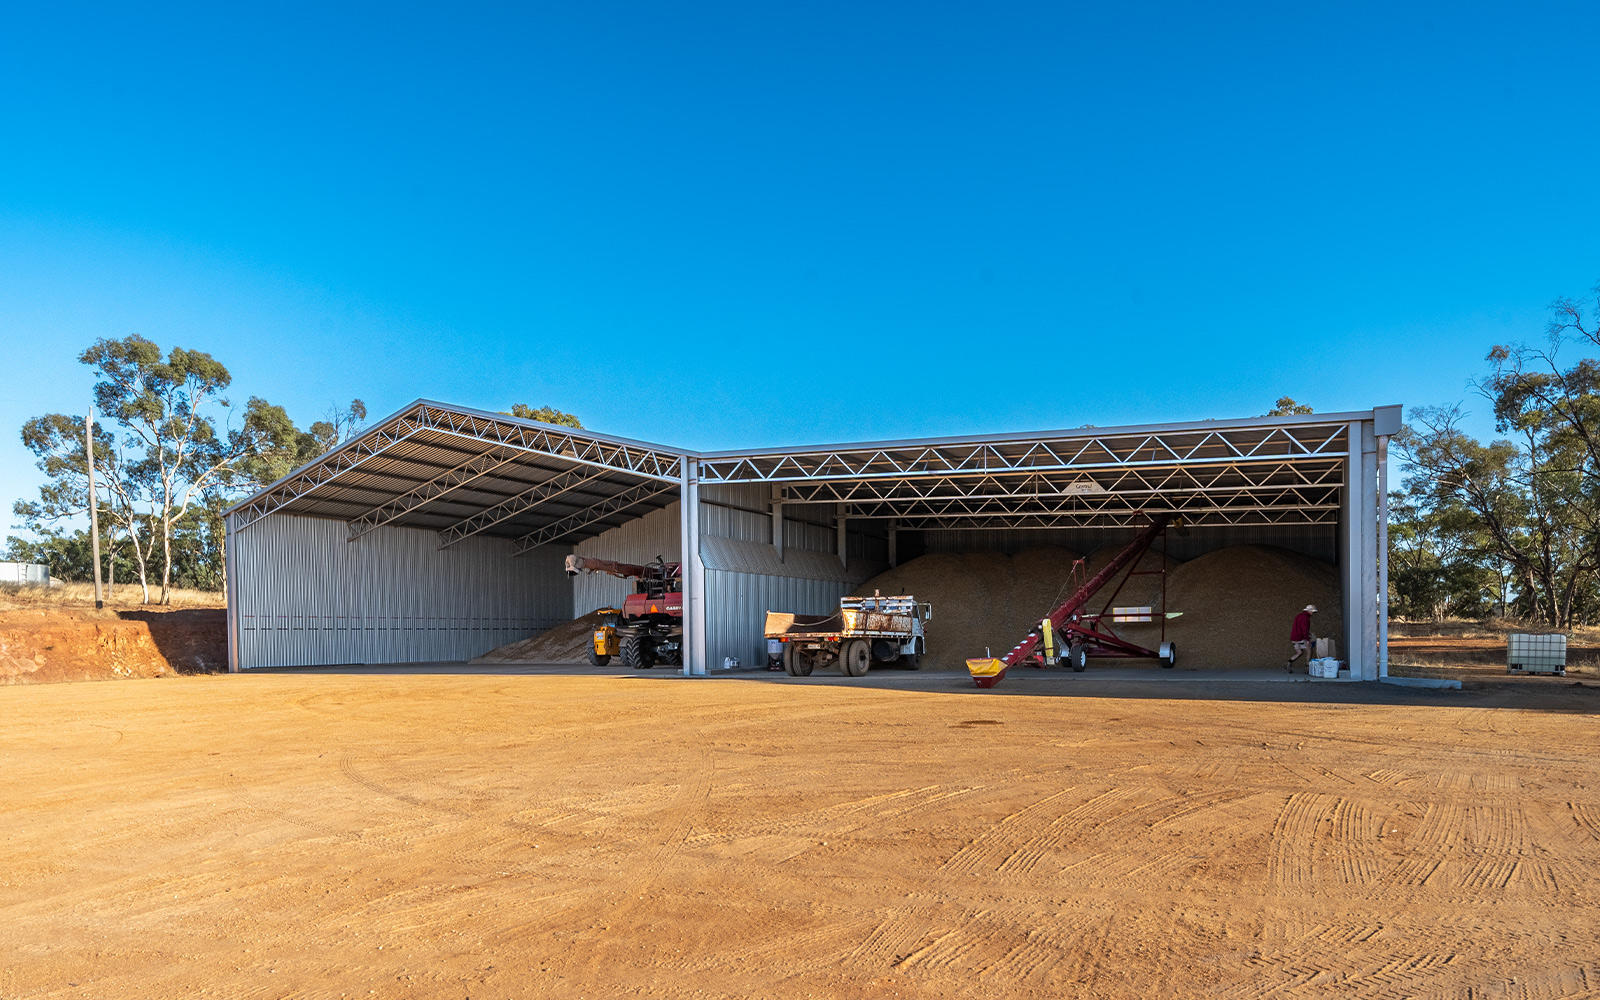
[4,2,1598,527]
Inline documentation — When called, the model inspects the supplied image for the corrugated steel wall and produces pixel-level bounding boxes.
[228,512,570,668]
[572,483,890,668]
[571,502,683,614]
[696,486,885,668]
[704,570,848,669]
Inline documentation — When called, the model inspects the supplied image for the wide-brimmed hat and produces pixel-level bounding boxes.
[1304,604,1318,613]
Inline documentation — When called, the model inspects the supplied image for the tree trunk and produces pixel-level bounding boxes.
[161,524,173,604]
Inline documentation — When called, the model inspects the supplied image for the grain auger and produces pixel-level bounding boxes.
[966,515,1183,687]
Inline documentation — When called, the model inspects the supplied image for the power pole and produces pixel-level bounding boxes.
[86,403,104,610]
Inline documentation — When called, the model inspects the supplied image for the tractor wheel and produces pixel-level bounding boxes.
[621,635,655,670]
[1068,643,1089,672]
[841,639,872,677]
[1159,642,1177,668]
[587,646,611,667]
[783,644,813,677]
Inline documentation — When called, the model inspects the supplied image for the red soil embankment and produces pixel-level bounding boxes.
[0,607,226,684]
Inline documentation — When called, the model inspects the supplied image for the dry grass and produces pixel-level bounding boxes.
[0,581,225,612]
[1392,616,1600,643]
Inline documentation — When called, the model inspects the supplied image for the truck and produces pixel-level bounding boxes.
[764,592,932,677]
[565,554,683,668]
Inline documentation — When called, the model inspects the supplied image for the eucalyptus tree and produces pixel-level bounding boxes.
[13,411,159,601]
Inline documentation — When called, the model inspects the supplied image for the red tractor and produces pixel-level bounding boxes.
[564,554,684,669]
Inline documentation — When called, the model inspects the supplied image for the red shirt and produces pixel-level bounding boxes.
[1290,611,1312,642]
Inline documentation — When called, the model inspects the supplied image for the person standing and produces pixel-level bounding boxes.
[1285,604,1317,672]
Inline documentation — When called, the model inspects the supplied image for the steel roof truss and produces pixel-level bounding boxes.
[346,445,526,541]
[512,481,680,554]
[437,466,617,548]
[698,425,1349,483]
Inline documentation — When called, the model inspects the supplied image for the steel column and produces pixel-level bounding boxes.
[225,513,240,672]
[680,456,706,675]
[837,505,847,569]
[1378,434,1390,679]
[771,485,784,562]
[1359,421,1380,681]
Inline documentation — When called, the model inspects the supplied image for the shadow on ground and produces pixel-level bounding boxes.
[249,659,1600,714]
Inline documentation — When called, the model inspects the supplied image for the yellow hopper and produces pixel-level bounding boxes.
[967,657,1007,688]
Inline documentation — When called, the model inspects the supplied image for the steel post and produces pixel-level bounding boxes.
[680,456,706,675]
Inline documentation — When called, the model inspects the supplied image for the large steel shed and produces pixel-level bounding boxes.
[224,401,1401,678]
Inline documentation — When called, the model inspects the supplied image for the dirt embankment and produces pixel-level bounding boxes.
[0,607,227,684]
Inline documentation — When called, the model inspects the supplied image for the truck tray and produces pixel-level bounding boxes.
[764,611,845,638]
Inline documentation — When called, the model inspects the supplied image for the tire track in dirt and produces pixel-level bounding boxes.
[221,769,415,855]
[1267,792,1339,890]
[684,783,986,850]
[1570,802,1600,841]
[672,907,885,980]
[936,786,1082,876]
[1329,796,1382,887]
[975,917,1115,987]
[1044,788,1261,888]
[1386,802,1466,888]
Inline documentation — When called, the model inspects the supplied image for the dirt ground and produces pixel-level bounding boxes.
[2,668,1597,998]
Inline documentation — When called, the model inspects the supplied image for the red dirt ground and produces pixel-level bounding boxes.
[1,667,1598,998]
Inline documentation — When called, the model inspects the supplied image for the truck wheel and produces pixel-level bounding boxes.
[587,646,611,666]
[783,644,813,677]
[621,635,654,670]
[841,639,871,677]
[902,652,921,670]
[1068,643,1088,672]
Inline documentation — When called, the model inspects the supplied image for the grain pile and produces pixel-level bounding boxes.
[475,610,609,664]
[1158,545,1342,668]
[851,543,1340,671]
[850,546,1084,670]
[1077,546,1182,612]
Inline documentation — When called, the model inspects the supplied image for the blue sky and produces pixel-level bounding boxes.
[4,2,1598,527]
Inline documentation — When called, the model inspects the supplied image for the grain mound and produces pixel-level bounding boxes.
[849,543,1339,671]
[1116,545,1342,669]
[1076,547,1181,613]
[476,610,609,664]
[850,546,1084,670]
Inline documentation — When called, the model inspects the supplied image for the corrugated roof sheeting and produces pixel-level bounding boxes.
[268,426,674,541]
[233,404,685,546]
[228,512,571,669]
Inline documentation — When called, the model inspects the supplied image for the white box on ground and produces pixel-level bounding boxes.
[1507,633,1566,675]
